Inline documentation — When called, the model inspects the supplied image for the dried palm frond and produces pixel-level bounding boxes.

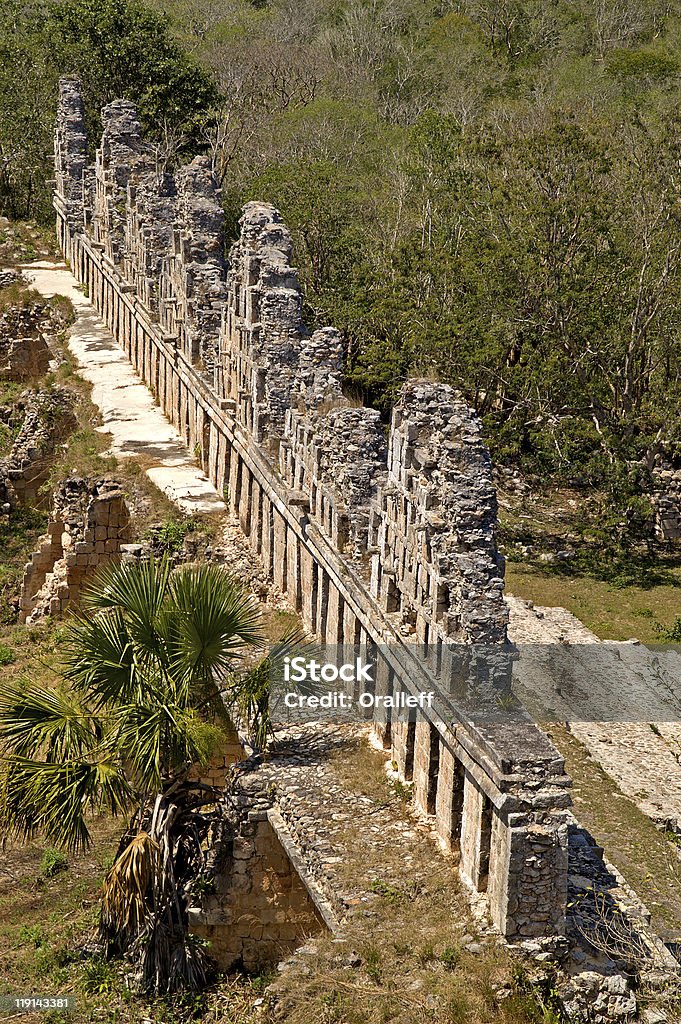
[101,831,160,949]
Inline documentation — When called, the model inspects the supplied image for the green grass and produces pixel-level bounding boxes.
[40,849,69,879]
[505,562,681,642]
[0,220,60,263]
[0,505,50,623]
[499,482,681,641]
[0,817,122,1012]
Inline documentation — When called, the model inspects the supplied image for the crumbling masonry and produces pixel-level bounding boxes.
[54,78,572,944]
[19,477,130,623]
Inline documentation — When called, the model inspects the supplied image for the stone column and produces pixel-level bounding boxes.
[487,812,568,938]
[459,772,492,891]
[435,743,465,851]
[55,78,87,248]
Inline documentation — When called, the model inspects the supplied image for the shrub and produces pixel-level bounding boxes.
[0,643,15,665]
[40,848,69,878]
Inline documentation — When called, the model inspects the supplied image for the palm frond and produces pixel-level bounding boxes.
[0,757,132,852]
[167,563,265,687]
[0,682,96,760]
[232,623,312,749]
[60,608,136,706]
[101,831,160,948]
[81,557,172,662]
[111,701,213,790]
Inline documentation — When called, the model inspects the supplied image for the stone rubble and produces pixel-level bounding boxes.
[0,296,70,380]
[0,387,76,508]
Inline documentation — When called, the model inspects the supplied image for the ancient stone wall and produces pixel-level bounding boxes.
[53,78,572,943]
[188,803,327,972]
[652,458,681,542]
[20,476,130,622]
[0,304,52,380]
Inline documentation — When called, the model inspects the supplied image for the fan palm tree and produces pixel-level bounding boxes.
[0,556,266,993]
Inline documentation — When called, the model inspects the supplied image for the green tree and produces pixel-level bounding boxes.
[49,0,218,142]
[0,557,264,992]
[0,0,218,220]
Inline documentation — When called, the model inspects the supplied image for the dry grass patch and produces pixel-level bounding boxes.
[506,563,681,643]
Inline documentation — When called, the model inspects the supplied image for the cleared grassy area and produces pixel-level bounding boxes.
[0,220,60,263]
[505,562,681,643]
[547,724,681,940]
[0,818,123,1017]
[498,479,681,642]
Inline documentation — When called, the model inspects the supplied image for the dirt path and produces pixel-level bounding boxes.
[22,261,225,516]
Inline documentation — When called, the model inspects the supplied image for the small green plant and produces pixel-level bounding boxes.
[319,990,344,1018]
[79,956,118,996]
[363,946,382,984]
[440,945,460,971]
[445,993,472,1024]
[192,875,216,896]
[655,617,681,642]
[511,962,564,1023]
[0,642,15,665]
[370,877,403,902]
[33,945,57,975]
[149,516,197,552]
[40,847,68,878]
[19,924,46,947]
[392,779,413,802]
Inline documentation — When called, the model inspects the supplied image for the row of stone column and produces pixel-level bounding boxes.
[61,221,568,943]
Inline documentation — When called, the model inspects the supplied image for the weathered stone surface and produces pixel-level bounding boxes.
[0,298,69,381]
[0,387,76,507]
[370,381,507,645]
[20,476,130,623]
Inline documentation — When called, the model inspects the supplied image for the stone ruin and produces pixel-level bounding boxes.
[0,272,71,381]
[0,304,52,380]
[52,75,574,945]
[52,78,681,1003]
[19,476,130,623]
[653,456,681,543]
[0,388,76,509]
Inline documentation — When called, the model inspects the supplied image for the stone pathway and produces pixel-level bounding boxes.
[21,261,225,516]
[508,594,681,828]
[233,725,447,922]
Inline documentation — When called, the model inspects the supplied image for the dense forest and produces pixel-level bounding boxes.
[3,0,681,551]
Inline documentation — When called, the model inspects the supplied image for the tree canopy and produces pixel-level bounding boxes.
[0,0,216,219]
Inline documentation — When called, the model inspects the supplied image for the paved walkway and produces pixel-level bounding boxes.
[23,261,225,515]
